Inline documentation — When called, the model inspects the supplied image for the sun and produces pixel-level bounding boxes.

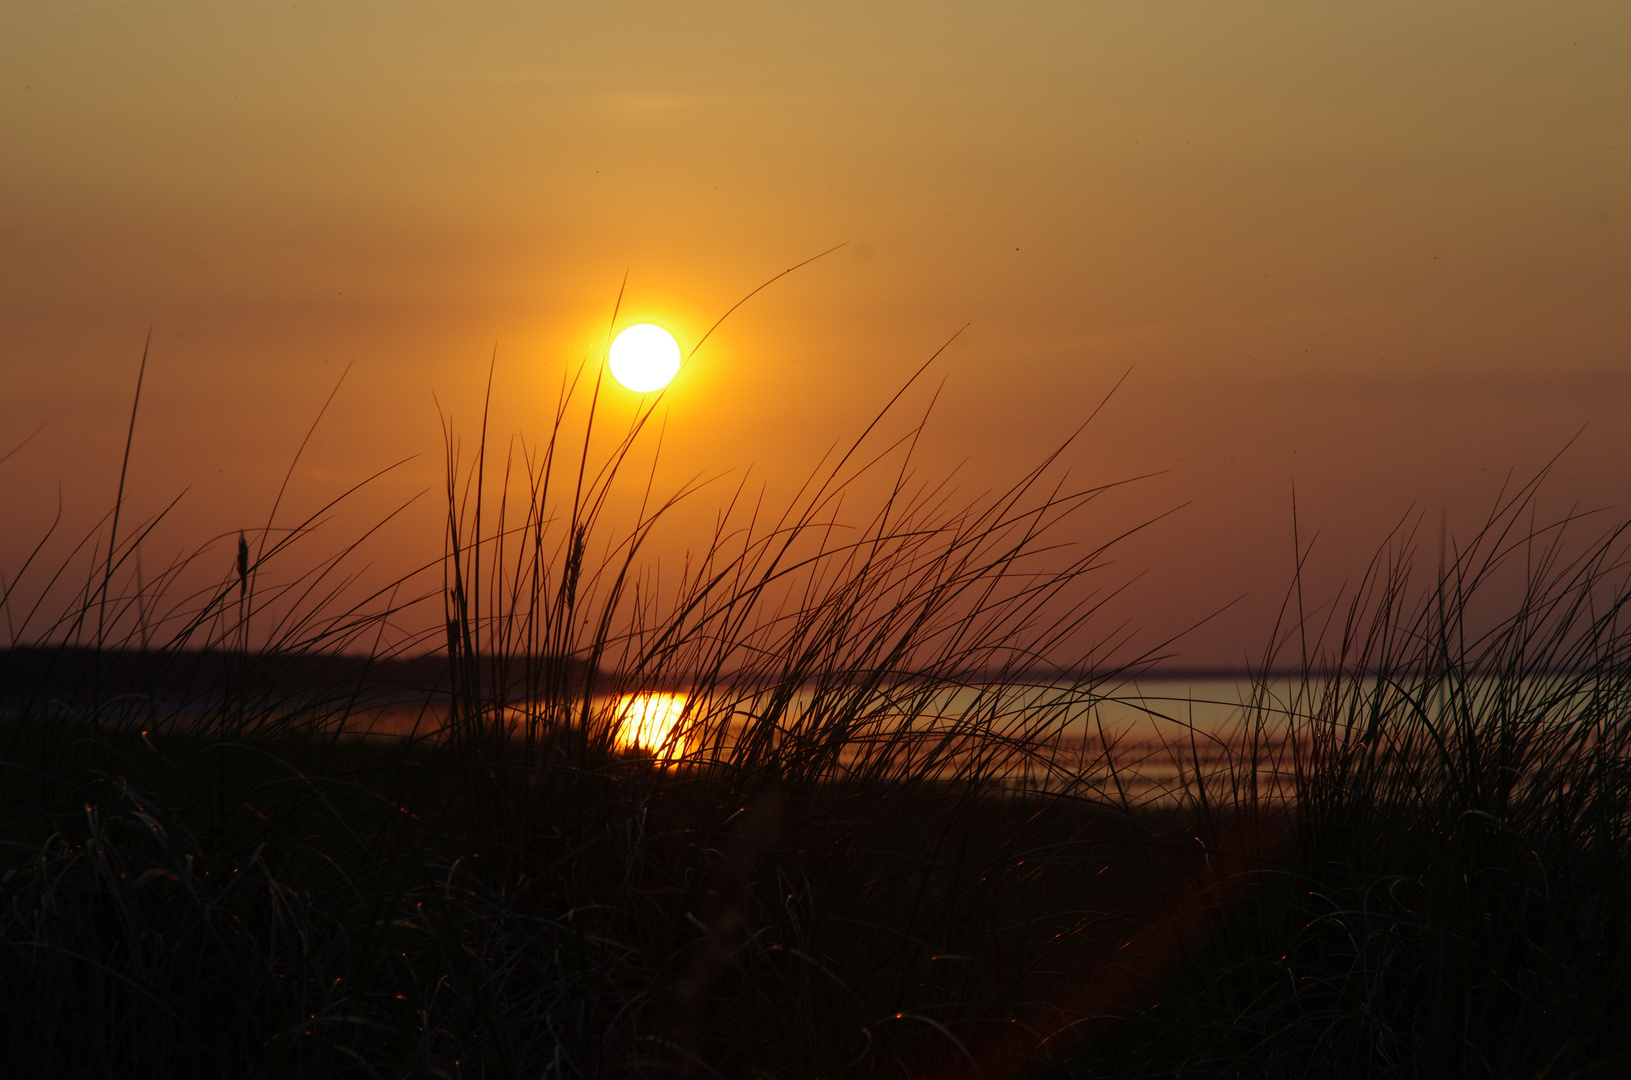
[608,324,682,393]
[613,692,689,755]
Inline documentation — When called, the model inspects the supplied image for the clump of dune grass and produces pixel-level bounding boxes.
[1062,468,1631,1079]
[17,301,1628,1078]
[0,299,1212,1078]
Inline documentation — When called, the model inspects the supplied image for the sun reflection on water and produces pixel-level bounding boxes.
[613,692,689,755]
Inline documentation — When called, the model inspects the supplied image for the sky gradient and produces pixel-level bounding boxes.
[3,1,1628,666]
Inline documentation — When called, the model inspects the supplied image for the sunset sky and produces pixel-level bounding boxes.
[3,1,1628,667]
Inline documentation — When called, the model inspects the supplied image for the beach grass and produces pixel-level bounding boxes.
[4,350,1630,1077]
[1061,471,1631,1079]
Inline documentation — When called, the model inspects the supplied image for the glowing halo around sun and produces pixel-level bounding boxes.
[608,324,682,393]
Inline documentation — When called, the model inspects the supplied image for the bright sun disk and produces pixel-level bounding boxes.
[608,324,682,393]
[613,692,689,755]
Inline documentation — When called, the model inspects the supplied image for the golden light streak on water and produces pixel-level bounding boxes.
[613,692,689,754]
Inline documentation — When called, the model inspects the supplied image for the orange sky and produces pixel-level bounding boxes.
[2,1,1628,666]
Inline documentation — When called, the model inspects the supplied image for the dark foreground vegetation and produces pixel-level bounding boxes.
[4,351,1630,1077]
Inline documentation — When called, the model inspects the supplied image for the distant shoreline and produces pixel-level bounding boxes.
[5,645,1594,710]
